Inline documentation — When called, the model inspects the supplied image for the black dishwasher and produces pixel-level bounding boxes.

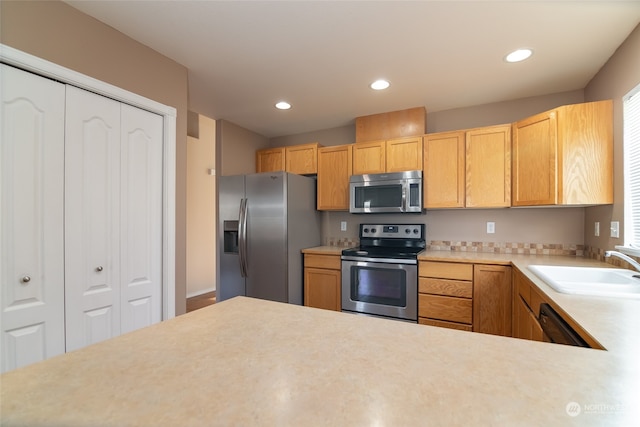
[539,303,590,348]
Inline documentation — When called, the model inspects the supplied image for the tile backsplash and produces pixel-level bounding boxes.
[427,241,584,256]
[324,237,640,270]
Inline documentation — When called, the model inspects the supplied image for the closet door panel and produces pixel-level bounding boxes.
[64,86,121,352]
[120,104,163,333]
[0,65,66,372]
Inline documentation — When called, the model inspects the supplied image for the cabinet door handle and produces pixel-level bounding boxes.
[96,266,104,272]
[21,276,31,283]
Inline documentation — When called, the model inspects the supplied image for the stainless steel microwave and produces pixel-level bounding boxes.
[349,170,423,214]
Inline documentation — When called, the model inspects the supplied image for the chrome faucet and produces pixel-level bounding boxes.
[604,250,640,273]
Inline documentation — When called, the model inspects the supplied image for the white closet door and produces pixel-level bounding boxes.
[120,104,163,333]
[64,86,121,352]
[0,64,65,372]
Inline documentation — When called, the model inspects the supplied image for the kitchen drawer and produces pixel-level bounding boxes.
[419,317,472,332]
[304,254,341,270]
[418,294,473,324]
[419,277,473,298]
[419,261,473,281]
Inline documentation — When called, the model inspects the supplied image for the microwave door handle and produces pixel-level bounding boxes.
[401,186,407,211]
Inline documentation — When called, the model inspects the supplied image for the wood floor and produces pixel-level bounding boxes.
[186,291,216,313]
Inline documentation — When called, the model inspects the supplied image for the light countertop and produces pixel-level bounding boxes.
[301,245,344,255]
[2,253,640,425]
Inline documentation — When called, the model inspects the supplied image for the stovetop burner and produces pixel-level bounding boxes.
[342,223,426,260]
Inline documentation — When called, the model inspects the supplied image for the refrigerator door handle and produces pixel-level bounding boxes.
[239,198,249,278]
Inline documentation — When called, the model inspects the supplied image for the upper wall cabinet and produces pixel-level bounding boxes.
[466,125,511,208]
[285,142,322,175]
[351,140,386,174]
[423,131,465,208]
[512,100,613,206]
[424,125,511,208]
[256,147,285,173]
[386,137,424,172]
[256,142,322,175]
[317,144,353,210]
[352,137,423,175]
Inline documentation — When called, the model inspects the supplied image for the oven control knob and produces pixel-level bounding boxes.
[363,228,369,233]
[405,229,411,234]
[371,228,376,233]
[413,228,419,234]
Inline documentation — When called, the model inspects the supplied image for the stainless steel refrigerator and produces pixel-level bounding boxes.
[218,171,321,304]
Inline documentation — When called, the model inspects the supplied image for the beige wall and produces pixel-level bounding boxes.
[270,125,355,148]
[216,120,270,176]
[426,90,585,133]
[324,208,585,247]
[1,0,189,314]
[584,23,640,254]
[187,116,216,297]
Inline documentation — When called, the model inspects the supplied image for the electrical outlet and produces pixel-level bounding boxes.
[340,221,347,232]
[610,221,620,238]
[486,222,495,234]
[594,222,600,237]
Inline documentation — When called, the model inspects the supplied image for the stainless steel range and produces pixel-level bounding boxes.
[341,224,425,322]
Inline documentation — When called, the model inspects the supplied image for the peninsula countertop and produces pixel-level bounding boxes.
[2,291,640,425]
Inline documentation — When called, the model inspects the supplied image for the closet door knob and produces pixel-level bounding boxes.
[96,266,103,272]
[21,276,31,283]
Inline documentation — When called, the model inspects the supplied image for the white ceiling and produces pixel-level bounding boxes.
[65,0,640,138]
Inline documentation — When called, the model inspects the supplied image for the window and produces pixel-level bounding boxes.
[622,83,640,255]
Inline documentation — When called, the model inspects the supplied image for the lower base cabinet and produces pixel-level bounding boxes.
[512,268,546,342]
[473,264,512,337]
[304,254,341,312]
[418,261,474,331]
[418,260,512,336]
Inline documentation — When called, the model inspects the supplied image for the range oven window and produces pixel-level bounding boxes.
[350,266,406,307]
[354,184,402,209]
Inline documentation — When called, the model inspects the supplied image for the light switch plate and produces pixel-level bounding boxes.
[487,222,495,234]
[594,222,600,237]
[340,221,347,232]
[610,221,620,238]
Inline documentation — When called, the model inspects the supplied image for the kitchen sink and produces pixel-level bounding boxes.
[528,265,640,299]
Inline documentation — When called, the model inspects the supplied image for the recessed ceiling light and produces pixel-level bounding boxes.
[370,79,390,90]
[505,49,533,63]
[275,101,291,110]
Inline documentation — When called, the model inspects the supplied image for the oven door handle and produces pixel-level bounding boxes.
[341,256,417,265]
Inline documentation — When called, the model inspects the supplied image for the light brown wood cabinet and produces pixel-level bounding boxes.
[423,125,510,208]
[352,140,386,175]
[256,142,323,174]
[285,142,322,175]
[352,137,423,175]
[512,268,546,342]
[419,260,515,336]
[304,254,341,312]
[355,107,426,143]
[385,137,423,172]
[317,145,352,210]
[512,100,613,206]
[256,147,285,173]
[423,131,465,208]
[418,261,473,331]
[473,264,512,336]
[465,125,511,208]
